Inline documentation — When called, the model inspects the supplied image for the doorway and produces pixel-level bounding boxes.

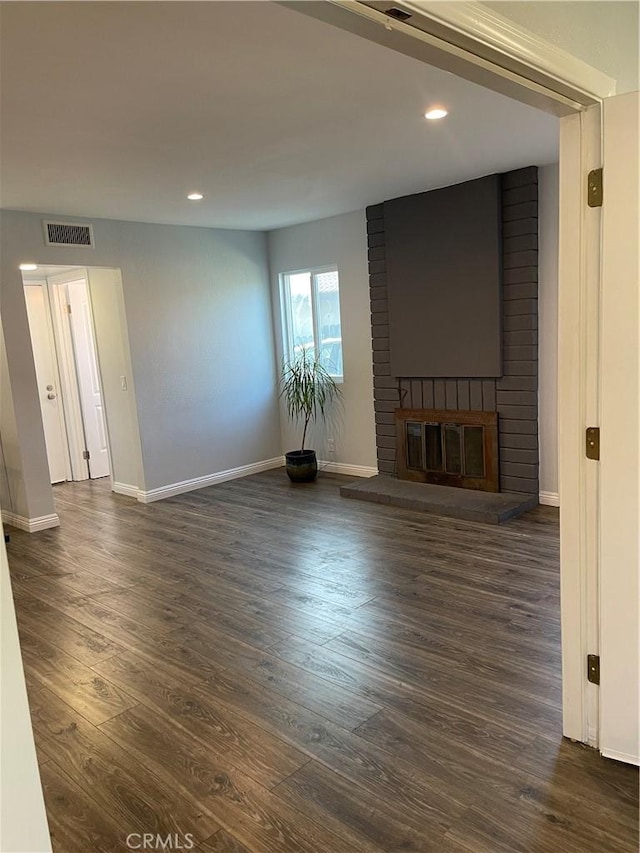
[23,267,111,485]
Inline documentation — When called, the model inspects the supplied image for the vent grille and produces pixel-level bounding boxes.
[43,221,94,247]
[384,7,412,21]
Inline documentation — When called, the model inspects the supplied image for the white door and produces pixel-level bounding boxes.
[66,280,111,479]
[23,284,70,484]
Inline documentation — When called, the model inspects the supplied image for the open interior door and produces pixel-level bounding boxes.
[65,279,111,480]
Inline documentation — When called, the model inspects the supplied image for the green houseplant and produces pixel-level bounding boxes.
[280,346,340,482]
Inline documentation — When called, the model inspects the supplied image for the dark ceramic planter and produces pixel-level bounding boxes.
[285,449,318,483]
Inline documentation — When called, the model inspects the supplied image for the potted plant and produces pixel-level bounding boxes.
[280,346,340,482]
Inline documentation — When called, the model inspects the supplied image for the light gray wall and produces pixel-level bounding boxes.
[0,210,281,510]
[0,241,53,520]
[268,210,377,470]
[0,324,28,519]
[538,164,559,500]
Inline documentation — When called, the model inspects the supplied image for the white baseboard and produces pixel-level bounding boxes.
[318,461,378,478]
[112,482,139,498]
[600,747,640,766]
[29,513,61,532]
[137,456,285,504]
[1,511,60,533]
[539,491,560,507]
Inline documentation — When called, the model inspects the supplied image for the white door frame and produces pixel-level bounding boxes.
[598,92,640,765]
[47,269,114,485]
[303,0,611,749]
[65,278,111,480]
[557,106,602,746]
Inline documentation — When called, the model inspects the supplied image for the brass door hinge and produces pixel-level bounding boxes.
[586,427,600,460]
[588,168,603,207]
[587,654,600,685]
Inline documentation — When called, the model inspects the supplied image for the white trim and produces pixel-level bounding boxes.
[1,513,32,532]
[1,512,60,533]
[136,457,285,504]
[28,513,61,532]
[600,748,640,767]
[558,114,586,744]
[390,1,615,102]
[581,106,603,753]
[598,92,640,767]
[112,482,139,498]
[558,107,602,748]
[318,461,378,478]
[539,491,560,508]
[65,276,112,481]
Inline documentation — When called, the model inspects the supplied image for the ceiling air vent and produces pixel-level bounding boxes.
[384,7,412,21]
[43,220,95,248]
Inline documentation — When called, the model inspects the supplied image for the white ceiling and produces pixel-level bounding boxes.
[0,1,559,231]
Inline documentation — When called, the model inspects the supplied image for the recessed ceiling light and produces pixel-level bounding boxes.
[19,263,38,271]
[424,108,448,120]
[187,192,204,201]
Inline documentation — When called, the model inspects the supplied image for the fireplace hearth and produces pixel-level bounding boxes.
[340,476,538,524]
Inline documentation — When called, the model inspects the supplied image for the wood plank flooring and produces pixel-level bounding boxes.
[6,469,638,853]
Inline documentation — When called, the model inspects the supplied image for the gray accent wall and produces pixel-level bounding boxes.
[367,166,539,497]
[385,175,502,378]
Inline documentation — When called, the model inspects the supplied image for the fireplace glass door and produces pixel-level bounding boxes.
[397,409,499,492]
[406,422,485,478]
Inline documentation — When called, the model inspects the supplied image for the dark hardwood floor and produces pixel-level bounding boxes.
[6,470,638,852]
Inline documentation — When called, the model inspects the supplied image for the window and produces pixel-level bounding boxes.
[281,267,343,378]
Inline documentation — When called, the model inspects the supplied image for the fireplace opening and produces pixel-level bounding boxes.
[397,409,499,492]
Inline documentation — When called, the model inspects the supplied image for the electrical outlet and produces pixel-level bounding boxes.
[327,437,335,453]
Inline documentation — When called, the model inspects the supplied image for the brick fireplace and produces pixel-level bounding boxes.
[366,166,539,499]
